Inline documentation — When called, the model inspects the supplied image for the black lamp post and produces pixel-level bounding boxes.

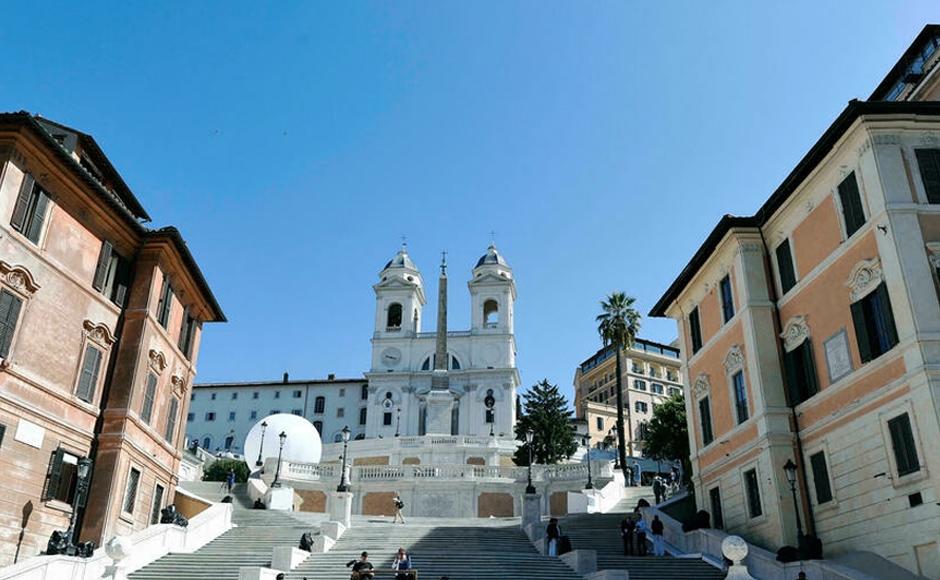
[272,431,287,488]
[48,457,94,557]
[395,407,401,437]
[337,426,352,492]
[783,459,805,545]
[525,429,536,494]
[255,421,268,467]
[582,434,595,490]
[609,426,620,469]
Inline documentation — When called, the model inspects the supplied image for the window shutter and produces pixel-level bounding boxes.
[0,291,23,359]
[164,398,179,443]
[916,149,940,203]
[25,190,49,244]
[838,173,866,237]
[876,283,899,348]
[112,256,131,308]
[178,307,189,351]
[850,300,872,363]
[800,342,819,399]
[10,174,35,232]
[141,374,157,424]
[76,346,102,403]
[810,452,833,503]
[92,241,113,291]
[44,448,65,501]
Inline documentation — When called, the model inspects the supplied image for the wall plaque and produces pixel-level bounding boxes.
[824,329,853,384]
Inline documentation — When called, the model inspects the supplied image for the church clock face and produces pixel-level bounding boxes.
[381,347,402,367]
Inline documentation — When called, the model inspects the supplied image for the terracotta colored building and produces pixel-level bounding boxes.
[650,27,940,576]
[0,112,224,564]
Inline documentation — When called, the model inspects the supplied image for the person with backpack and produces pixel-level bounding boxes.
[392,492,406,524]
[620,515,636,555]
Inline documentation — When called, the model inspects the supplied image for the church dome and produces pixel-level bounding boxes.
[384,245,418,271]
[475,243,508,268]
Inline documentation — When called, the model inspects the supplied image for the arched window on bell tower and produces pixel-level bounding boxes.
[387,303,403,331]
[483,299,499,328]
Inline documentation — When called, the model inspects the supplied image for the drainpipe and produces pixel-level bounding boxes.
[757,229,818,540]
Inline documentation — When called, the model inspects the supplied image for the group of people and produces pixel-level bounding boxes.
[346,548,415,579]
[620,513,666,557]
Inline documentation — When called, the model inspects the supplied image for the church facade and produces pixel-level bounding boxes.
[364,244,519,441]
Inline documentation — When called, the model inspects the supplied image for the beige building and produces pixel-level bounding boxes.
[573,338,683,455]
[0,112,224,564]
[650,25,940,577]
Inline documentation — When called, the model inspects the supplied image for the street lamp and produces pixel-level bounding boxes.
[524,429,536,494]
[783,459,804,545]
[395,407,401,437]
[609,426,620,469]
[337,426,352,492]
[272,431,287,488]
[582,434,595,490]
[48,457,94,557]
[255,421,268,467]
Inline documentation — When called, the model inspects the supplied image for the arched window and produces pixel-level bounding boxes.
[483,299,499,327]
[314,396,326,414]
[313,420,323,433]
[202,436,211,449]
[224,434,235,449]
[354,433,366,440]
[387,303,403,330]
[333,432,343,443]
[422,357,431,371]
[451,355,461,370]
[361,384,369,400]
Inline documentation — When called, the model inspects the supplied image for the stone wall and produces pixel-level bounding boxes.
[477,492,513,517]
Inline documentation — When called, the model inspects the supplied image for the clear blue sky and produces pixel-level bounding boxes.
[2,3,936,397]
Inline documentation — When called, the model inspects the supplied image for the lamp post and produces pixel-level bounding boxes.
[783,459,805,546]
[67,458,93,547]
[582,434,595,490]
[609,426,620,469]
[395,407,401,437]
[337,426,352,492]
[272,431,287,488]
[524,429,536,494]
[255,421,268,467]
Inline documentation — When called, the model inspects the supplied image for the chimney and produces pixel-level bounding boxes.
[327,373,335,381]
[283,372,289,384]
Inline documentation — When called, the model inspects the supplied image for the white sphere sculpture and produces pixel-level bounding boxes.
[722,535,749,565]
[243,413,322,470]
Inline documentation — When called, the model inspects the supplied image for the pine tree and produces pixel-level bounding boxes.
[514,379,577,465]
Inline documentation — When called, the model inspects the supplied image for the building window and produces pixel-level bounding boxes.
[775,239,797,295]
[211,393,217,400]
[191,393,195,401]
[313,420,323,433]
[150,484,165,525]
[337,408,345,418]
[202,436,211,448]
[314,396,326,414]
[205,412,216,421]
[783,341,818,406]
[387,302,403,330]
[293,390,302,398]
[888,413,920,477]
[709,487,723,529]
[0,290,24,359]
[10,174,50,244]
[178,309,198,359]
[698,397,713,446]
[43,448,80,504]
[483,299,499,327]
[275,391,281,399]
[292,409,302,416]
[228,411,236,422]
[651,383,664,395]
[156,277,173,329]
[383,412,393,426]
[851,282,899,363]
[809,451,833,504]
[250,410,257,420]
[270,409,280,415]
[689,307,703,354]
[744,468,762,518]
[719,275,734,323]
[596,417,603,431]
[123,467,141,515]
[339,388,346,397]
[732,371,748,424]
[164,398,179,443]
[635,401,648,414]
[359,407,367,425]
[635,380,647,391]
[187,412,194,421]
[75,344,103,404]
[91,242,132,307]
[253,392,259,399]
[838,172,866,238]
[915,148,940,203]
[141,373,157,424]
[224,434,234,449]
[231,392,238,400]
[668,387,681,397]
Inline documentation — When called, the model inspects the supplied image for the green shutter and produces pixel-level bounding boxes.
[810,451,833,504]
[838,173,866,237]
[10,174,35,232]
[889,414,920,476]
[0,291,23,359]
[111,255,131,308]
[92,241,113,292]
[141,374,157,424]
[164,398,178,443]
[876,283,899,349]
[44,448,65,501]
[76,345,102,403]
[916,149,940,203]
[851,300,873,363]
[800,341,819,399]
[25,190,49,244]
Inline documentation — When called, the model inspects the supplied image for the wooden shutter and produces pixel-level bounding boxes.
[810,451,833,503]
[838,173,865,237]
[44,448,65,501]
[888,414,920,476]
[178,307,190,352]
[875,283,899,349]
[0,291,23,359]
[76,345,102,403]
[775,240,797,294]
[164,398,178,443]
[851,300,873,364]
[92,241,113,291]
[141,373,157,424]
[915,149,940,203]
[10,174,35,232]
[25,190,49,244]
[112,256,131,308]
[799,341,819,399]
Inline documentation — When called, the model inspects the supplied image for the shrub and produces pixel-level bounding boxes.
[203,459,250,483]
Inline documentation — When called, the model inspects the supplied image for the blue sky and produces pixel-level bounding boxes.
[2,3,936,397]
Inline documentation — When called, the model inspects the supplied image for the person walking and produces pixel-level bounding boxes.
[653,476,664,504]
[223,468,236,495]
[620,515,636,556]
[651,515,665,556]
[635,517,649,556]
[632,460,641,486]
[392,493,406,524]
[546,517,561,557]
[392,547,414,580]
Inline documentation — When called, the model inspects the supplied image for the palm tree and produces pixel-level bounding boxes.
[597,292,641,484]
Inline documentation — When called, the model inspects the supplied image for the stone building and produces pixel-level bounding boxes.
[573,338,683,454]
[0,112,224,564]
[650,25,940,577]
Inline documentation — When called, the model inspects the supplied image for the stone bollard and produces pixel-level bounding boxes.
[264,485,295,511]
[237,567,282,580]
[522,493,541,529]
[328,491,354,529]
[272,546,309,571]
[560,549,597,575]
[723,535,756,580]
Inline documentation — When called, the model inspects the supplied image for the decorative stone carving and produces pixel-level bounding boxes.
[171,373,187,395]
[927,243,940,269]
[722,535,756,580]
[83,320,116,346]
[0,261,40,295]
[723,345,745,373]
[846,258,884,301]
[873,134,900,146]
[780,315,811,353]
[692,374,711,398]
[149,349,168,373]
[856,138,872,158]
[922,132,939,147]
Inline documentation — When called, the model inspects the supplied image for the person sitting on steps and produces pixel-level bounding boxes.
[346,551,375,579]
[392,547,415,580]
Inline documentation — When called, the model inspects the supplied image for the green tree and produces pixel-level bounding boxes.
[203,459,250,483]
[596,292,641,483]
[514,379,577,465]
[641,393,692,485]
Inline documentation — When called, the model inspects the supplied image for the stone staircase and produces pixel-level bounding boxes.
[287,518,580,580]
[560,491,725,580]
[129,483,323,580]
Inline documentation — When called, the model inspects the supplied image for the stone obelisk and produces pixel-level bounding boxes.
[426,251,456,434]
